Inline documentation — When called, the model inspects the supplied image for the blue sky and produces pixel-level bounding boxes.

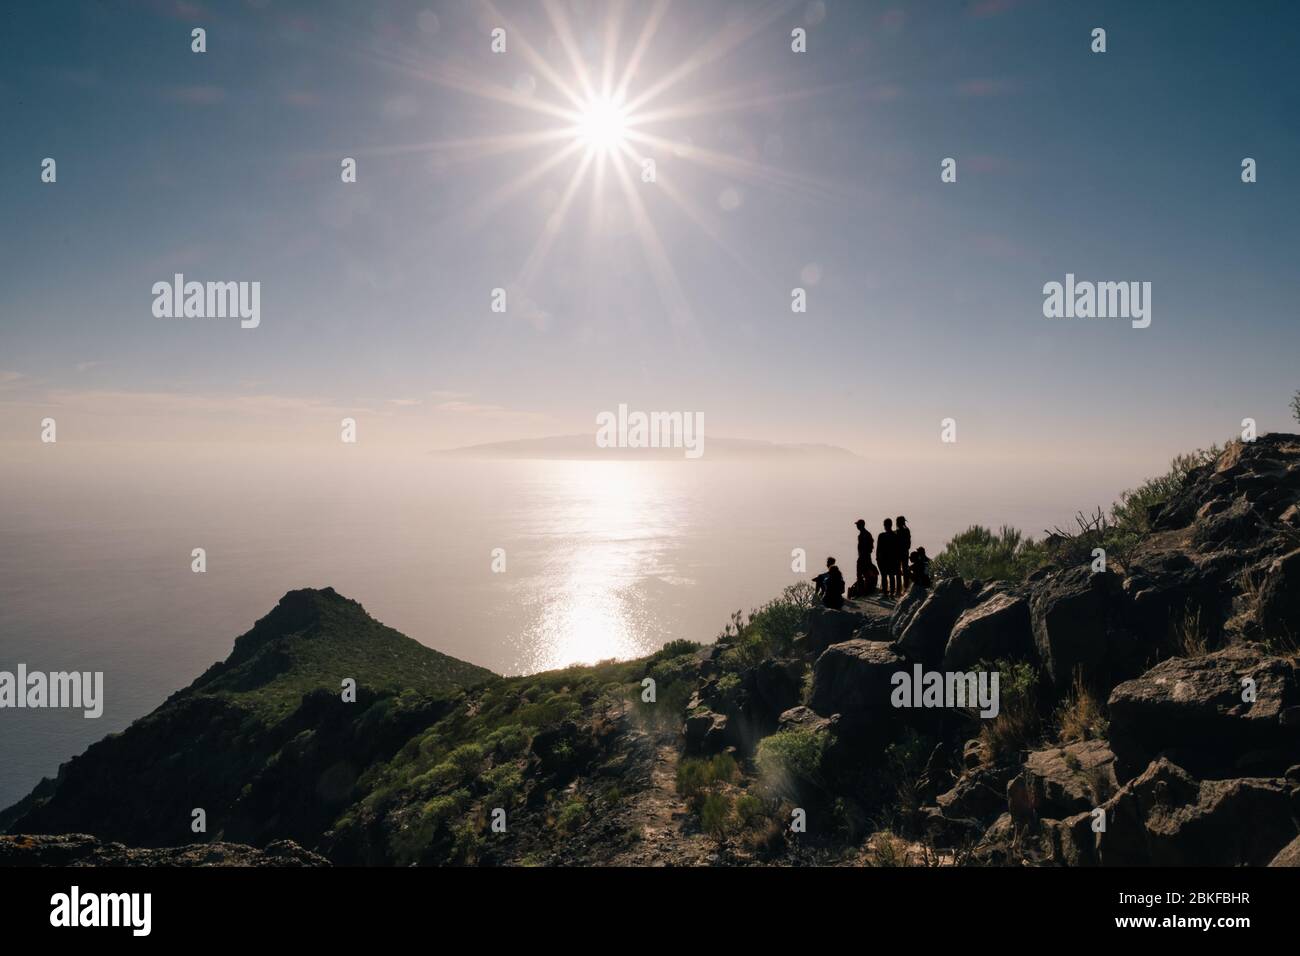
[2,0,1297,465]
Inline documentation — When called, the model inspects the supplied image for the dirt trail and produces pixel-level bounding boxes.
[605,734,716,867]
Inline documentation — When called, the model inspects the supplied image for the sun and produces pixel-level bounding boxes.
[380,2,829,320]
[574,94,629,154]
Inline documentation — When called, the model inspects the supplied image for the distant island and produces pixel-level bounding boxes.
[434,433,858,461]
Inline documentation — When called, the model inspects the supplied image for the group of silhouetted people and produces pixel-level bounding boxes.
[813,516,931,609]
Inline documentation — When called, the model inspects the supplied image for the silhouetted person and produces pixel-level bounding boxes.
[852,518,877,597]
[909,547,932,589]
[813,557,845,609]
[896,516,912,588]
[877,519,900,597]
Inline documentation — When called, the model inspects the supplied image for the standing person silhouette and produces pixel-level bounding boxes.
[877,518,899,597]
[854,519,876,596]
[896,516,912,589]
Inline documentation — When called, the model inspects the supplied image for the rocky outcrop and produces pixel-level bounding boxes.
[1258,547,1300,643]
[797,602,889,655]
[1108,644,1300,780]
[1269,835,1300,866]
[894,578,972,666]
[1007,740,1118,822]
[777,705,836,735]
[935,764,1017,822]
[1029,567,1130,692]
[889,585,929,638]
[682,710,730,755]
[0,834,328,867]
[808,640,904,724]
[1154,434,1300,532]
[751,659,803,724]
[942,591,1033,671]
[1094,758,1297,867]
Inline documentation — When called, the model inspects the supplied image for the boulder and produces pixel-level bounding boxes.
[942,592,1034,671]
[962,738,989,770]
[798,604,877,656]
[1269,835,1300,867]
[1049,811,1101,867]
[1095,758,1297,866]
[1108,644,1300,780]
[1029,567,1128,693]
[918,806,986,847]
[682,711,729,755]
[935,764,1017,821]
[1007,740,1118,822]
[750,659,803,724]
[1122,549,1228,650]
[1258,547,1300,643]
[776,705,836,735]
[808,640,905,723]
[1192,496,1268,551]
[888,584,929,638]
[895,578,972,667]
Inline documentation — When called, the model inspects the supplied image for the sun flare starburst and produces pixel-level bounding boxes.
[573,94,630,154]
[352,0,833,322]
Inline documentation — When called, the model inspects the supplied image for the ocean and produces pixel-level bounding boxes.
[0,441,1136,809]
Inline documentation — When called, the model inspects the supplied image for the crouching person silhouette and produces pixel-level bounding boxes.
[909,547,932,590]
[814,557,846,609]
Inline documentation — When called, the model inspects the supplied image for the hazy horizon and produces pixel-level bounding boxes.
[0,439,1199,809]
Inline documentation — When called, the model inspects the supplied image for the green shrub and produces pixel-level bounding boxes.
[450,820,482,864]
[977,659,1041,762]
[485,724,529,758]
[675,757,715,801]
[556,799,586,832]
[422,789,469,826]
[755,728,827,799]
[931,525,1047,583]
[517,692,581,728]
[1111,446,1220,538]
[482,763,523,805]
[710,752,739,784]
[885,728,935,814]
[734,793,766,830]
[718,583,816,666]
[447,742,484,775]
[656,639,702,659]
[415,761,462,792]
[698,792,733,840]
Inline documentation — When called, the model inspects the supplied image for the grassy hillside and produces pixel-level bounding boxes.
[183,587,495,721]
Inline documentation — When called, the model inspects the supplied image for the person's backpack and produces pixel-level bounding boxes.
[848,565,878,598]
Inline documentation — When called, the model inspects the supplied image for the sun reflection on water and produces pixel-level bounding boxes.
[514,462,685,673]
